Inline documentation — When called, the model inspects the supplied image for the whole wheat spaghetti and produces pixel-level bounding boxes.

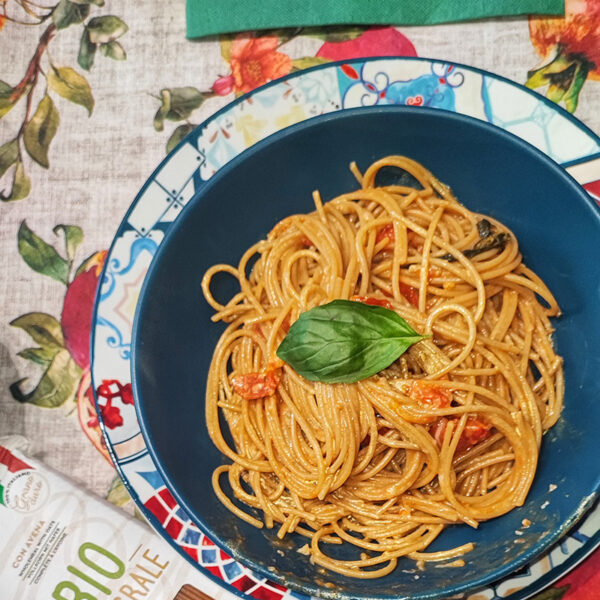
[201,156,563,578]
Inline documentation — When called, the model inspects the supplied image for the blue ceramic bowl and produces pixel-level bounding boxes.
[133,107,600,600]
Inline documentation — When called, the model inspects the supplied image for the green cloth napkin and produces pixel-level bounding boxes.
[187,0,564,38]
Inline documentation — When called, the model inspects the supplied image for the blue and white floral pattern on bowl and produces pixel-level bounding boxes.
[91,57,600,600]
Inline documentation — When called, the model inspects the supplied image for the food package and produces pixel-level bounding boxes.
[0,439,229,600]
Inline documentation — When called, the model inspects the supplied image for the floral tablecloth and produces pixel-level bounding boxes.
[1,1,599,598]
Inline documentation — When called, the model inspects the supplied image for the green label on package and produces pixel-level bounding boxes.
[0,445,226,600]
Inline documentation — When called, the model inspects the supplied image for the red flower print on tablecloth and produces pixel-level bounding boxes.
[154,26,419,153]
[229,35,292,94]
[537,543,600,599]
[212,74,235,95]
[62,250,107,369]
[316,26,417,61]
[528,0,600,112]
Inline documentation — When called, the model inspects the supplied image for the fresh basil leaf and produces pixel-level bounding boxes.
[276,300,427,383]
[440,232,510,262]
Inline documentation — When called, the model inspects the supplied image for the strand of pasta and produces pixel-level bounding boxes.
[202,156,563,578]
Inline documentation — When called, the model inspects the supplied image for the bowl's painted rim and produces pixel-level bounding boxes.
[132,104,600,600]
[90,56,600,600]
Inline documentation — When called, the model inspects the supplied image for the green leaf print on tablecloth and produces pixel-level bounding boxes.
[0,140,19,178]
[166,124,196,153]
[48,66,95,116]
[78,16,129,70]
[52,225,84,264]
[10,348,81,408]
[9,222,113,465]
[24,95,60,169]
[152,26,419,152]
[531,586,570,599]
[18,222,70,284]
[0,2,129,202]
[52,0,90,30]
[86,15,128,43]
[153,87,211,132]
[4,162,31,202]
[11,312,64,350]
[528,0,600,113]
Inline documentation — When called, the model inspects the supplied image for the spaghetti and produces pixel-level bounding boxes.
[201,156,563,578]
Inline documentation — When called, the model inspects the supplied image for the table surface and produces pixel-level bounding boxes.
[1,2,598,599]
